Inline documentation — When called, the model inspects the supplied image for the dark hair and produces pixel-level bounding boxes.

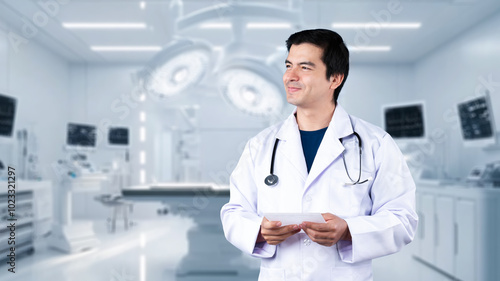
[286,29,349,103]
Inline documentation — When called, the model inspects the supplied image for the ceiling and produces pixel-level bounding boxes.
[1,0,499,64]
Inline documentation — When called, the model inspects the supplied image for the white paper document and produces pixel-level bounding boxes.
[263,213,325,226]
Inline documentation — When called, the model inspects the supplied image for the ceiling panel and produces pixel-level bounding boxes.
[0,0,498,64]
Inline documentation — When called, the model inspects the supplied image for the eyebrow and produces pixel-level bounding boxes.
[285,60,316,68]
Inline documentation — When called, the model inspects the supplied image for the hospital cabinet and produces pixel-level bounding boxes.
[0,181,52,261]
[414,183,500,281]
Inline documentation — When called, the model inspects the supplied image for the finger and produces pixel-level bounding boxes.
[303,226,341,241]
[321,213,337,221]
[262,224,299,236]
[262,218,282,229]
[301,221,331,232]
[309,231,336,240]
[263,227,301,237]
[302,229,338,245]
[264,228,301,244]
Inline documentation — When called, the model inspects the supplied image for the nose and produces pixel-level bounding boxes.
[283,67,299,83]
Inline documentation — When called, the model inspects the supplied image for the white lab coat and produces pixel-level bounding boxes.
[221,105,418,281]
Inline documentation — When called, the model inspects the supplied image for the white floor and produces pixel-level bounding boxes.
[1,216,195,281]
[1,215,449,281]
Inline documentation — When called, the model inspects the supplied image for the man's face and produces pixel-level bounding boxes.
[283,43,335,109]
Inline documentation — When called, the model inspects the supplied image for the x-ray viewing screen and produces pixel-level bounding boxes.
[458,96,494,141]
[384,103,425,139]
[108,127,129,146]
[67,123,97,147]
[0,93,16,137]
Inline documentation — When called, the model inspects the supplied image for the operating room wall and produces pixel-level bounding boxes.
[341,64,415,125]
[0,23,70,181]
[413,10,500,179]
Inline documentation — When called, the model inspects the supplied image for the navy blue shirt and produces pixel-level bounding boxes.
[299,127,328,173]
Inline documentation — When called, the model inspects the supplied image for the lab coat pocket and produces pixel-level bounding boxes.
[258,267,285,281]
[329,169,373,217]
[328,170,354,215]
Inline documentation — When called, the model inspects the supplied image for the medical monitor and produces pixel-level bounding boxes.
[457,94,496,147]
[108,127,129,147]
[383,101,426,141]
[66,123,97,150]
[0,93,17,138]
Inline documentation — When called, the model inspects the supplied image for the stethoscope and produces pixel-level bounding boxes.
[264,131,371,187]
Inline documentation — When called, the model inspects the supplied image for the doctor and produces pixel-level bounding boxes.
[221,29,418,281]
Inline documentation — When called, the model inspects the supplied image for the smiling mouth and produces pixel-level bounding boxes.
[287,87,301,92]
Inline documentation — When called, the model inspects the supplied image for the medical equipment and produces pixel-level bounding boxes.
[139,38,212,99]
[108,126,129,147]
[264,131,371,186]
[136,1,301,118]
[49,160,105,253]
[217,58,284,117]
[17,129,27,178]
[65,123,97,150]
[0,93,16,138]
[122,183,259,279]
[457,92,496,147]
[467,161,500,187]
[383,101,426,141]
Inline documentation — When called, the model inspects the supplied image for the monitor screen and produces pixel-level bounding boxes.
[457,95,496,146]
[66,123,97,148]
[108,127,129,146]
[384,102,425,139]
[0,93,16,137]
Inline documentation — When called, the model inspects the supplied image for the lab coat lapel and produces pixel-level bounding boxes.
[304,105,354,189]
[275,111,308,183]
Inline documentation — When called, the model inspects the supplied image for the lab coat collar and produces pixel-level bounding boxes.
[329,104,354,140]
[274,108,309,182]
[305,104,353,188]
[275,108,299,142]
[274,104,355,188]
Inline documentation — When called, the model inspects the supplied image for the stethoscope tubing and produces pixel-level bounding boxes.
[265,131,369,186]
[340,132,366,185]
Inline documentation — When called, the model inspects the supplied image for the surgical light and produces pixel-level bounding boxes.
[140,39,212,97]
[218,59,284,117]
[173,67,189,84]
[241,86,258,105]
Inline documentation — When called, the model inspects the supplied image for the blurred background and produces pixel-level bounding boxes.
[0,0,499,280]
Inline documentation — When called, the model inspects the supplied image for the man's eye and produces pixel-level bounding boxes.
[302,66,310,70]
[285,65,291,69]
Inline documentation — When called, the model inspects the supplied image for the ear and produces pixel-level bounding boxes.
[329,74,344,90]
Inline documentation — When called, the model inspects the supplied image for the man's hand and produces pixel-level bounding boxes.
[300,213,351,247]
[257,217,301,245]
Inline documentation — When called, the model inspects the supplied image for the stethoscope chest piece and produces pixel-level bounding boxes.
[264,174,279,186]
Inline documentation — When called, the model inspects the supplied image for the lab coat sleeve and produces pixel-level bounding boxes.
[220,140,277,258]
[337,134,418,263]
